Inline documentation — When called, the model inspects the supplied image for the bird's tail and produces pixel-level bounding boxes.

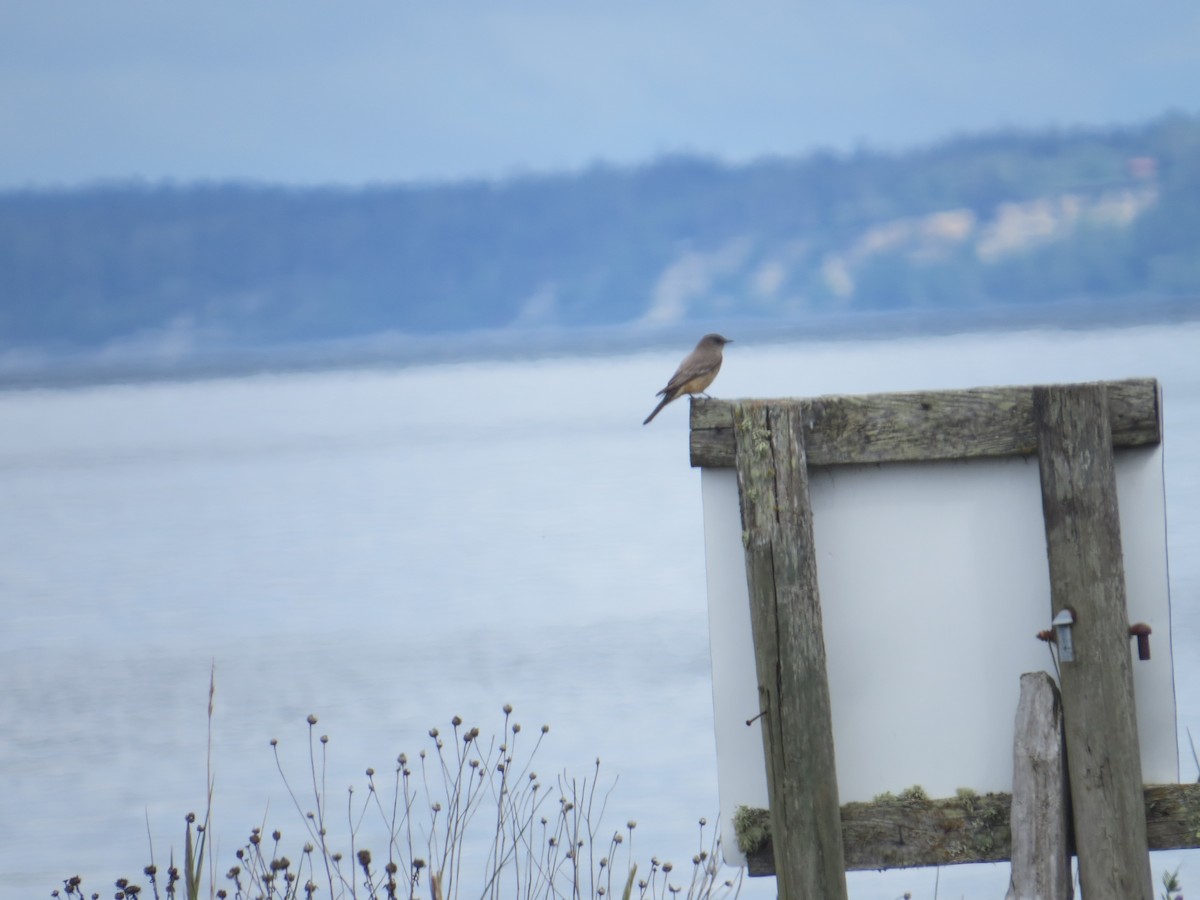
[642,394,671,425]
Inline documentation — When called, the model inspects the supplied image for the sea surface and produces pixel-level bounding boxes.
[2,321,1199,899]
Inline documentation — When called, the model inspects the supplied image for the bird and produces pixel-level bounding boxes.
[643,333,732,425]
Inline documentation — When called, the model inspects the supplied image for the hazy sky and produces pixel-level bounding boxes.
[2,0,1198,188]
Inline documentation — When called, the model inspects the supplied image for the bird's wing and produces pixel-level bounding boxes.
[663,355,717,395]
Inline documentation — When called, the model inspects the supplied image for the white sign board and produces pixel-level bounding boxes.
[703,446,1177,867]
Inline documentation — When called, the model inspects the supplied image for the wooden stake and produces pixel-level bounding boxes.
[1007,671,1072,900]
[732,400,848,900]
[1034,383,1152,900]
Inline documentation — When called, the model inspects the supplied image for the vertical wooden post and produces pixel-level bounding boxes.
[731,401,848,900]
[1007,671,1072,900]
[1034,383,1152,900]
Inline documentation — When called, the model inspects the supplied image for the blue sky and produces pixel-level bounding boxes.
[1,0,1197,188]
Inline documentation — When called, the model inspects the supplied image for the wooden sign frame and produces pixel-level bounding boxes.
[691,378,1193,899]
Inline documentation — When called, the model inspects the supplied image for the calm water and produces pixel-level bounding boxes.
[2,322,1199,899]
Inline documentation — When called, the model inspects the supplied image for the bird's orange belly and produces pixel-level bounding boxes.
[676,371,718,396]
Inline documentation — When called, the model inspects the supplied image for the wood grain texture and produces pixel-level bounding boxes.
[1035,383,1152,900]
[732,401,848,900]
[1006,672,1071,900]
[690,378,1161,468]
[741,784,1200,875]
[745,789,1015,875]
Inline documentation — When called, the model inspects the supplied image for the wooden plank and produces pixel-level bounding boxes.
[690,377,1161,468]
[1034,383,1152,900]
[732,400,848,900]
[742,790,1014,875]
[739,784,1200,875]
[1145,784,1200,849]
[839,789,1010,871]
[1006,672,1071,900]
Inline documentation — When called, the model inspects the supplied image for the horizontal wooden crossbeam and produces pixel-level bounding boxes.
[737,782,1200,875]
[690,377,1161,469]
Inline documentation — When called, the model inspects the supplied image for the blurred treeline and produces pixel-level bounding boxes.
[2,113,1198,353]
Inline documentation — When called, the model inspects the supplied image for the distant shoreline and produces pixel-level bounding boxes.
[2,296,1198,392]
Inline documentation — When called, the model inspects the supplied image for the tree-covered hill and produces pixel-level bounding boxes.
[2,113,1198,358]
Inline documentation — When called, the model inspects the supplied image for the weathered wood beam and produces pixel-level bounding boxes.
[1035,383,1152,900]
[690,377,1161,468]
[732,401,848,900]
[1006,672,1071,900]
[739,783,1200,875]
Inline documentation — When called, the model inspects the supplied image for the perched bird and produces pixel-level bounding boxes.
[643,333,732,425]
